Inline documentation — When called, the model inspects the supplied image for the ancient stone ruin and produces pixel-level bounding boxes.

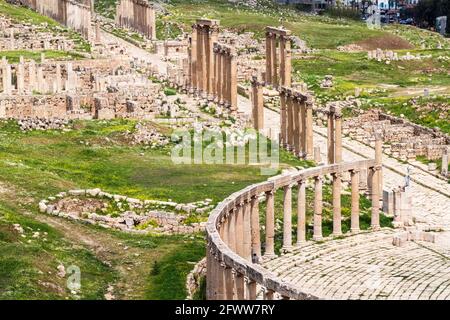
[8,0,93,40]
[115,0,156,40]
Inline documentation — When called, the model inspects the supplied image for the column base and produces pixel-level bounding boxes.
[296,240,307,247]
[281,245,293,253]
[312,235,323,241]
[350,228,360,234]
[371,225,381,231]
[332,231,343,237]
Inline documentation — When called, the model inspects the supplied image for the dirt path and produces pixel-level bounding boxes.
[34,214,156,300]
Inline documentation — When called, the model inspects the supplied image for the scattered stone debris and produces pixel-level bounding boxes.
[18,118,70,131]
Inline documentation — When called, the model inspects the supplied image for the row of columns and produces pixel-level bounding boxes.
[265,27,292,88]
[189,19,219,100]
[1,57,78,95]
[279,87,314,159]
[213,43,237,111]
[115,0,157,40]
[207,155,383,299]
[32,0,92,40]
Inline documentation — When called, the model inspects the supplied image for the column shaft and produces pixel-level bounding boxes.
[313,177,323,241]
[250,196,262,261]
[264,191,275,257]
[332,173,342,236]
[282,185,292,250]
[351,170,360,232]
[297,180,306,245]
[243,201,252,261]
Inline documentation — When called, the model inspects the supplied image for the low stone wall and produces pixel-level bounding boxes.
[39,188,212,235]
[343,109,449,161]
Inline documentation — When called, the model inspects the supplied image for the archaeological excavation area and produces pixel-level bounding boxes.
[0,0,449,302]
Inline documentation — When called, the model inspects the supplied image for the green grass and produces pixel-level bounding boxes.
[0,119,309,299]
[0,202,115,299]
[0,50,85,63]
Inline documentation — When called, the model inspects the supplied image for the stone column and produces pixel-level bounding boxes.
[229,51,237,111]
[334,111,343,163]
[216,51,222,102]
[350,169,360,233]
[224,265,234,300]
[293,98,301,156]
[296,180,306,245]
[213,48,219,99]
[265,32,272,84]
[313,176,323,241]
[264,288,274,300]
[442,148,449,177]
[371,166,381,230]
[196,26,203,93]
[282,184,293,251]
[286,93,294,149]
[279,36,286,87]
[284,36,292,87]
[16,63,25,94]
[271,35,278,87]
[332,172,342,236]
[250,196,261,262]
[327,111,335,164]
[251,77,264,131]
[28,61,36,93]
[220,50,227,105]
[190,25,198,91]
[264,190,275,258]
[299,99,306,157]
[245,277,257,300]
[209,26,219,98]
[232,270,244,300]
[375,138,383,199]
[280,91,287,145]
[95,20,101,43]
[2,63,11,95]
[243,200,252,261]
[201,27,208,96]
[227,209,236,252]
[235,203,244,257]
[306,101,314,159]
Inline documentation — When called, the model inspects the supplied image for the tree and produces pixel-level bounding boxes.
[412,0,450,33]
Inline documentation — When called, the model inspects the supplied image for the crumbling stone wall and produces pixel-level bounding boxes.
[343,109,449,161]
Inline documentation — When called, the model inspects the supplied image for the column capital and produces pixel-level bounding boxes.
[313,175,322,182]
[350,168,361,174]
[265,189,275,196]
[372,165,382,172]
[331,172,343,179]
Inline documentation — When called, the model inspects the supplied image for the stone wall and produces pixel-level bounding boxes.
[343,109,449,161]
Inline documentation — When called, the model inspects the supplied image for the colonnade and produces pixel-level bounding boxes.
[115,0,157,40]
[1,57,78,95]
[13,0,92,40]
[265,27,292,88]
[213,43,237,111]
[206,146,383,299]
[279,87,314,159]
[188,19,219,99]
